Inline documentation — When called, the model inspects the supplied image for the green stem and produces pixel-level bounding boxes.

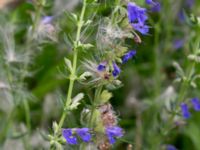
[88,86,103,128]
[152,20,161,98]
[56,0,87,133]
[23,100,31,130]
[0,109,15,143]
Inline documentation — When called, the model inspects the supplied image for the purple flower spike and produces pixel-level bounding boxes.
[105,126,124,144]
[180,103,191,119]
[191,98,200,111]
[122,50,136,63]
[166,145,177,150]
[127,2,148,24]
[131,23,150,35]
[62,129,78,145]
[112,62,121,77]
[76,128,91,143]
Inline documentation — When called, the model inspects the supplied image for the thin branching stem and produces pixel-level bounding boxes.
[56,0,87,133]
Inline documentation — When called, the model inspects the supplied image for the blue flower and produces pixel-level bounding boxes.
[105,126,124,144]
[127,2,148,24]
[122,50,136,63]
[173,39,184,50]
[145,0,154,5]
[191,98,200,111]
[76,128,91,142]
[112,62,121,77]
[62,129,78,145]
[151,2,161,12]
[185,0,194,8]
[131,23,150,35]
[180,103,191,119]
[166,145,177,150]
[97,62,107,71]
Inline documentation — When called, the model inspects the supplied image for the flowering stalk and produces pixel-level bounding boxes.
[54,0,87,137]
[177,37,200,103]
[164,35,200,136]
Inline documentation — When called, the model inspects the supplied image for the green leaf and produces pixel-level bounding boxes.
[100,90,113,103]
[52,122,59,133]
[78,43,94,50]
[64,58,72,73]
[84,20,92,26]
[188,54,200,63]
[79,71,92,81]
[173,61,185,77]
[63,33,73,47]
[69,93,84,110]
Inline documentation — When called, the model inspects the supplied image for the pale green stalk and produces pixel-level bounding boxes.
[56,0,87,133]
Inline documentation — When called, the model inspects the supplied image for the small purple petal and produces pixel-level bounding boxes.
[122,50,136,63]
[166,145,177,150]
[185,0,195,9]
[146,0,154,5]
[180,103,191,119]
[191,98,200,111]
[151,2,161,12]
[62,129,78,145]
[127,2,148,24]
[112,62,121,77]
[76,128,91,143]
[173,39,184,50]
[97,62,107,71]
[131,23,150,35]
[105,126,124,144]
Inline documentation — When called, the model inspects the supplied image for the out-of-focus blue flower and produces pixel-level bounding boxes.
[178,10,185,23]
[131,23,150,35]
[62,129,78,145]
[105,126,124,144]
[97,62,107,71]
[112,62,121,77]
[185,0,194,8]
[146,0,153,5]
[151,2,161,12]
[166,145,177,150]
[76,128,91,142]
[145,0,161,12]
[127,2,148,24]
[122,50,136,63]
[191,98,200,111]
[180,103,191,119]
[173,39,184,50]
